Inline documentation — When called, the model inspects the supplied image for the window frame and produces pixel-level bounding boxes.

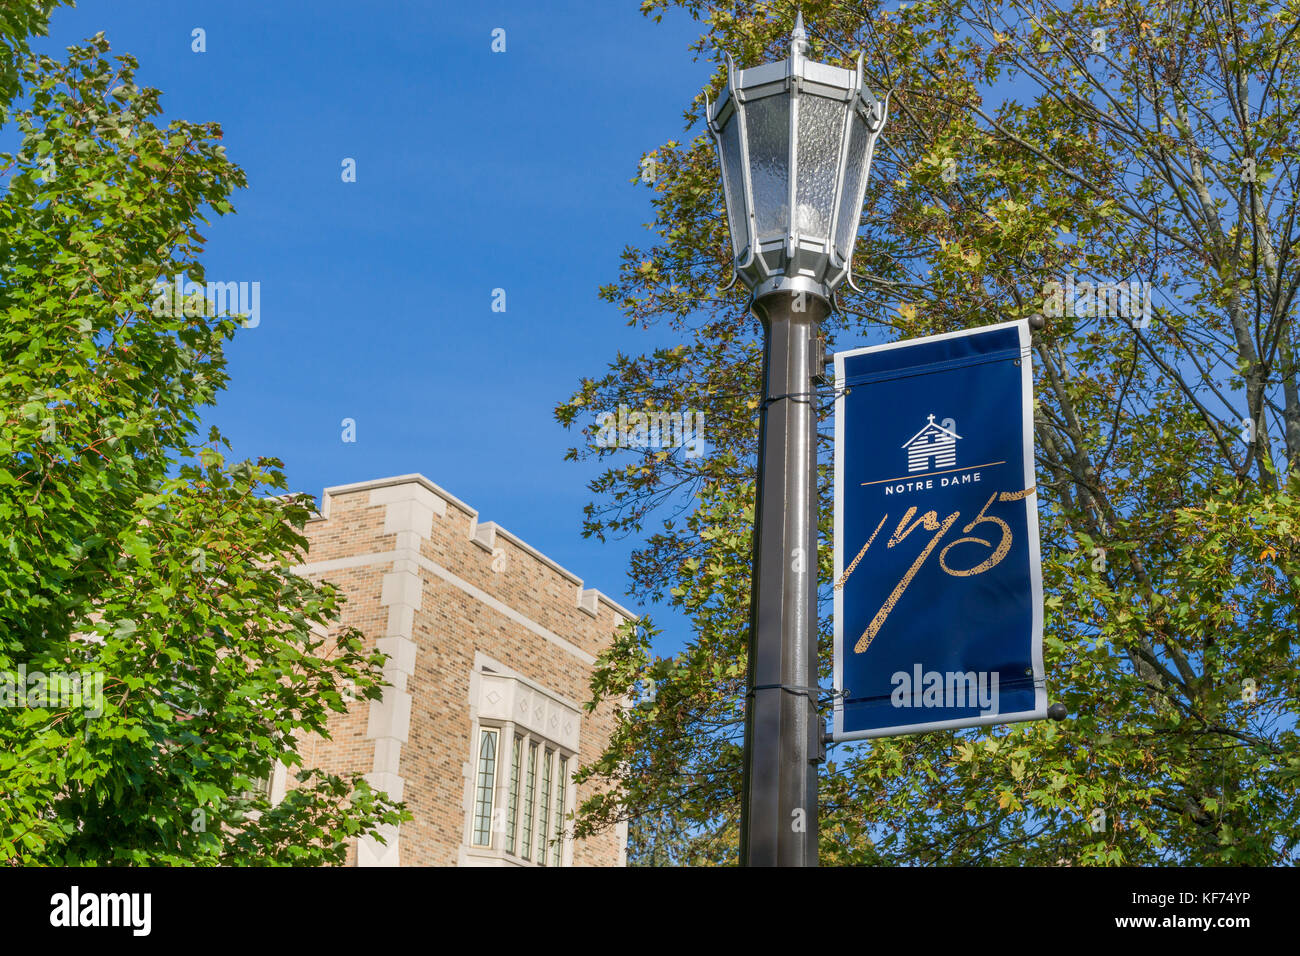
[463,718,575,866]
[462,659,582,867]
[470,727,499,847]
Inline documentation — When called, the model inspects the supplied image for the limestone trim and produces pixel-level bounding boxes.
[353,483,435,867]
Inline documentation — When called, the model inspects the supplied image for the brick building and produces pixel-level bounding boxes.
[277,474,632,866]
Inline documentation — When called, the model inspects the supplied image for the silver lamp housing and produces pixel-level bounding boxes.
[707,16,888,306]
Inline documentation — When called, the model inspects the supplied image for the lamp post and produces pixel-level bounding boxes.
[706,13,887,867]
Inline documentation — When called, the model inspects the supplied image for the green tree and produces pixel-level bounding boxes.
[560,0,1300,865]
[0,0,59,111]
[0,13,407,864]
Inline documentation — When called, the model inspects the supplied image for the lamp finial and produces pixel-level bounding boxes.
[791,11,809,56]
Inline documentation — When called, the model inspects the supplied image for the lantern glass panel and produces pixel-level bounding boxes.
[743,94,791,243]
[794,95,845,243]
[834,109,870,262]
[720,115,749,258]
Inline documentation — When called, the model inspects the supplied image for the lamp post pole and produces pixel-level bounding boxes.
[704,12,887,867]
[740,290,829,868]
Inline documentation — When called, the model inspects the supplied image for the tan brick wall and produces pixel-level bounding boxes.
[290,475,628,867]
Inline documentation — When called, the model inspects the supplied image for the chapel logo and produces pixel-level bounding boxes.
[901,413,961,472]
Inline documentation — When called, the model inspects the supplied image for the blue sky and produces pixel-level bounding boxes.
[36,0,709,652]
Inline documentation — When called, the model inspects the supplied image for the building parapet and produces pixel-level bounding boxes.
[306,474,637,624]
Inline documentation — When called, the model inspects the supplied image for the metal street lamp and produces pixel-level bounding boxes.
[707,13,887,305]
[706,13,887,867]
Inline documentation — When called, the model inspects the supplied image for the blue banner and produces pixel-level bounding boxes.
[832,319,1045,740]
